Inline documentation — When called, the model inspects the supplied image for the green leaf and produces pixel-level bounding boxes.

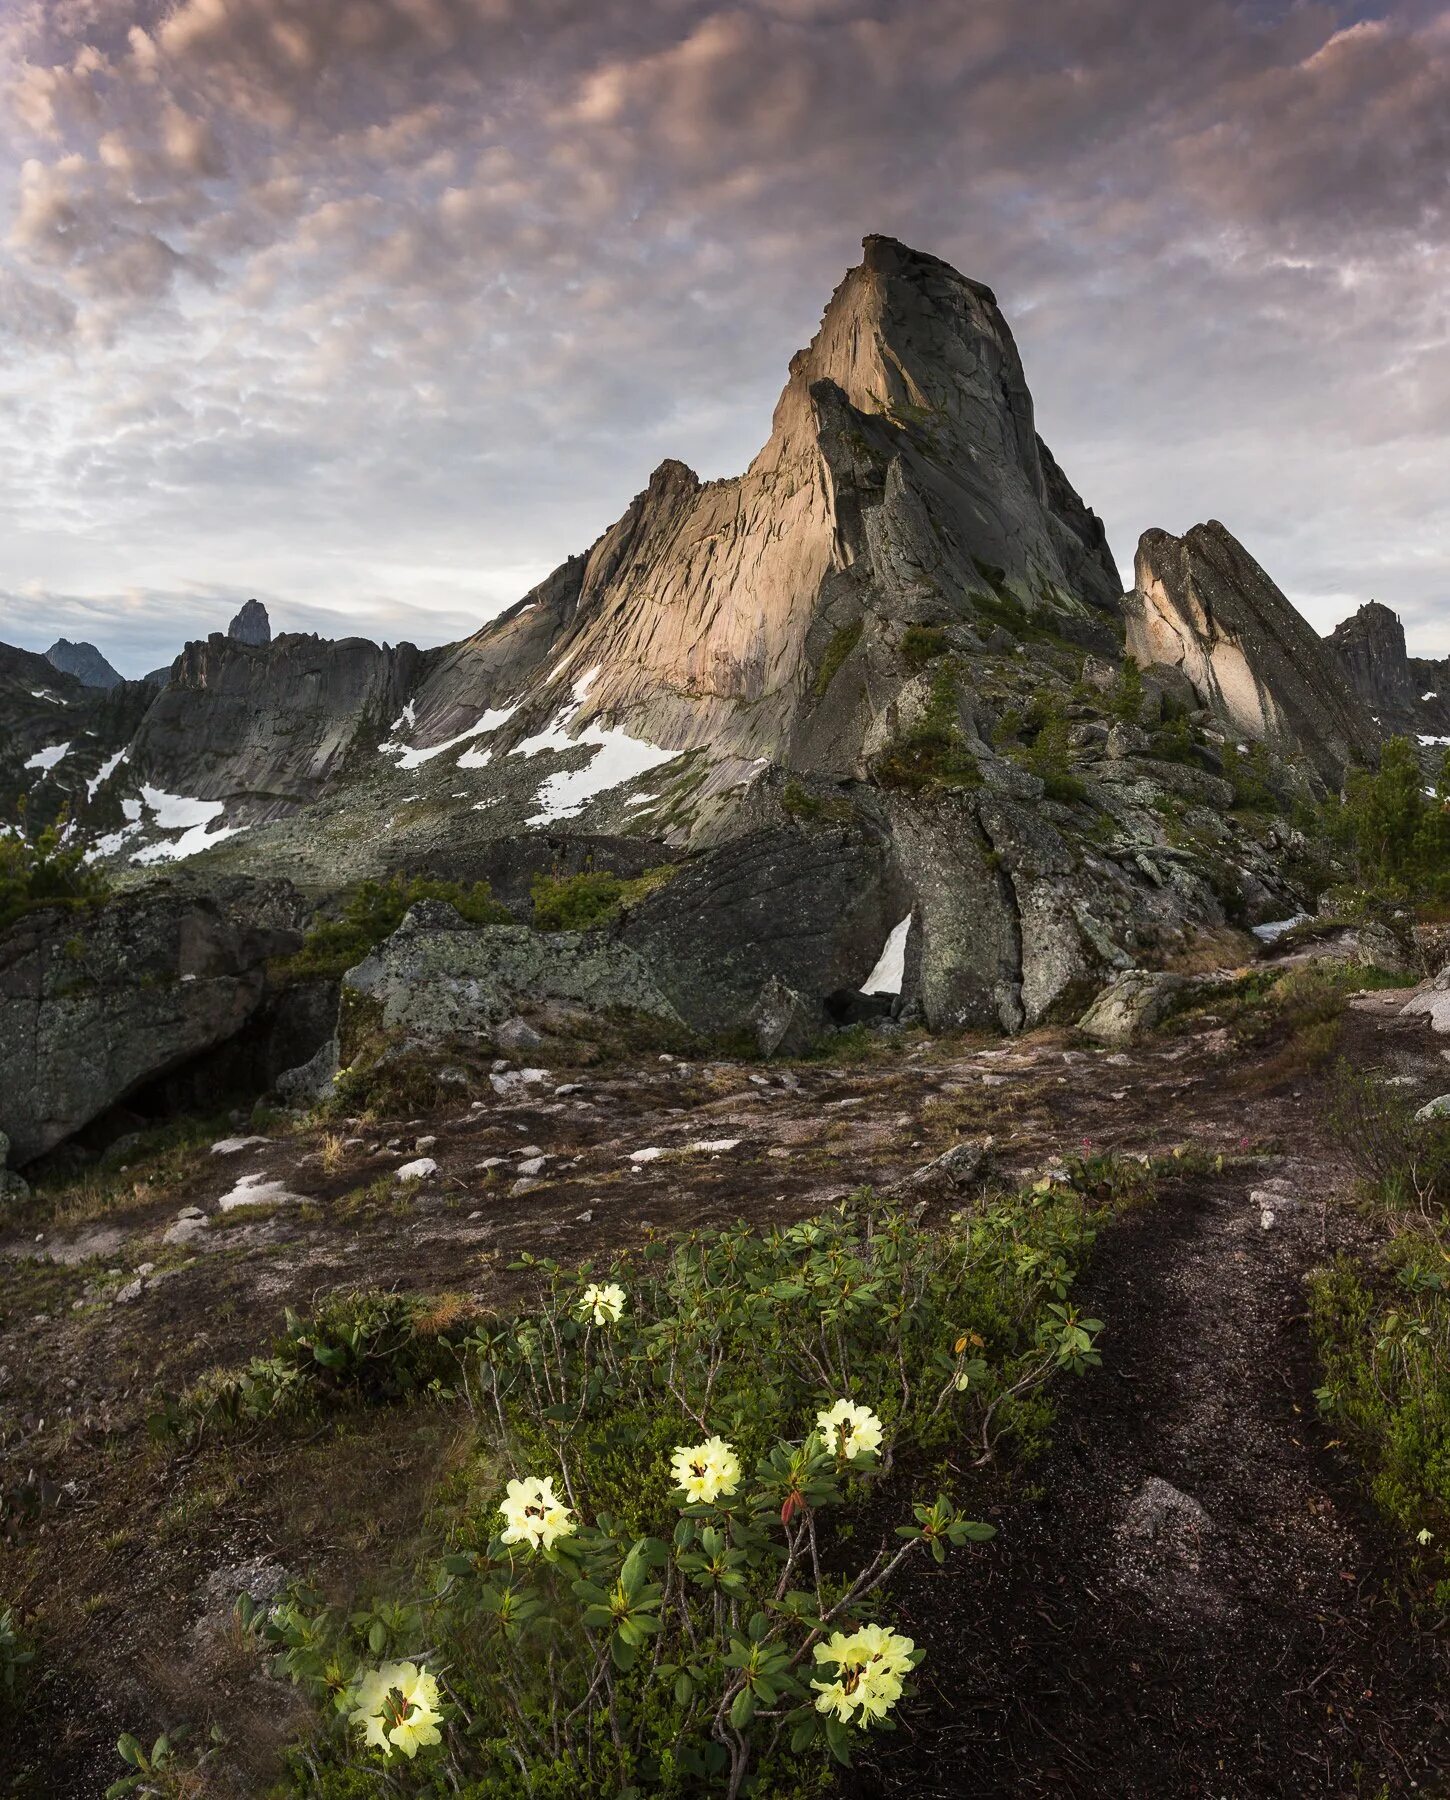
[729,1685,756,1730]
[674,1670,694,1706]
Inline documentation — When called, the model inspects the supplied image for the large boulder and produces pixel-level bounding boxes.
[1077,969,1188,1047]
[1124,522,1379,788]
[620,826,896,1035]
[0,879,305,1165]
[342,901,686,1042]
[1401,964,1450,1035]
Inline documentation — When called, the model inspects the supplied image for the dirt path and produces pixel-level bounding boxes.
[851,1154,1450,1798]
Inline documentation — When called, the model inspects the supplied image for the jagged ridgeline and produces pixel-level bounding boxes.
[0,235,1430,1166]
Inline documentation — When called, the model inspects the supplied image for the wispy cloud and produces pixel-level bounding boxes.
[0,0,1446,665]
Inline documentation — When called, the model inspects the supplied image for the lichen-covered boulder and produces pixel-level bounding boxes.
[342,902,686,1042]
[1077,969,1188,1047]
[0,878,305,1165]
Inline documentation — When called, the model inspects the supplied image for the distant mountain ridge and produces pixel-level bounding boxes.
[45,637,122,690]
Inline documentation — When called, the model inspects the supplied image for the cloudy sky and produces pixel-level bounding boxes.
[0,0,1446,677]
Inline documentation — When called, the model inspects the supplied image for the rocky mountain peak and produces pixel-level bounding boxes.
[1326,597,1450,738]
[1126,520,1378,785]
[1328,599,1413,708]
[227,599,271,647]
[45,637,122,690]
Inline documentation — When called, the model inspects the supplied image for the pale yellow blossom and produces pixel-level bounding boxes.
[578,1281,626,1325]
[670,1435,741,1504]
[349,1660,443,1759]
[816,1398,884,1462]
[499,1474,576,1552]
[811,1623,915,1726]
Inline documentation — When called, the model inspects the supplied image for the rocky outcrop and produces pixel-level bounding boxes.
[125,631,422,820]
[1326,601,1450,740]
[45,638,123,690]
[1124,522,1379,787]
[0,879,305,1165]
[342,901,685,1042]
[619,825,898,1034]
[0,642,151,834]
[227,599,271,647]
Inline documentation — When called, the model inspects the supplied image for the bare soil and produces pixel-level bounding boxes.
[3,987,1449,1796]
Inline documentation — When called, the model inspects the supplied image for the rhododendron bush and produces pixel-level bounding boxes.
[229,1163,1137,1796]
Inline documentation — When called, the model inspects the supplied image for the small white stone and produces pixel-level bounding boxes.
[395,1157,438,1184]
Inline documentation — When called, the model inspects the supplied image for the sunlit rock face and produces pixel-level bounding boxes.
[1124,520,1379,787]
[409,234,1122,784]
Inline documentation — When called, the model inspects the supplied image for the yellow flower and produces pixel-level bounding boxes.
[670,1435,741,1504]
[850,1621,916,1679]
[810,1623,915,1727]
[579,1281,626,1325]
[815,1398,884,1462]
[499,1474,576,1552]
[349,1660,444,1760]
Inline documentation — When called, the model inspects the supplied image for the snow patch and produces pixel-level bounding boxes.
[210,1135,269,1156]
[127,785,248,865]
[24,741,70,773]
[527,722,678,824]
[86,748,127,800]
[511,669,676,823]
[1252,914,1310,944]
[1418,734,1450,747]
[862,913,913,996]
[1422,692,1439,702]
[380,704,518,770]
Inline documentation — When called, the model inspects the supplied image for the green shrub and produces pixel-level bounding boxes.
[530,864,678,931]
[874,665,981,794]
[1227,741,1283,815]
[900,625,950,671]
[282,875,510,979]
[1311,1245,1450,1606]
[249,1161,1146,1796]
[1020,703,1086,803]
[0,818,110,934]
[1335,737,1450,899]
[0,1605,34,1705]
[1111,656,1144,725]
[1312,1063,1450,1603]
[812,620,864,698]
[781,781,852,826]
[1148,715,1198,765]
[158,1292,469,1440]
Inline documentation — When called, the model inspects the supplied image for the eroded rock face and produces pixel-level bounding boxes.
[0,880,306,1165]
[1124,522,1379,786]
[126,631,422,820]
[1326,601,1450,740]
[382,234,1122,783]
